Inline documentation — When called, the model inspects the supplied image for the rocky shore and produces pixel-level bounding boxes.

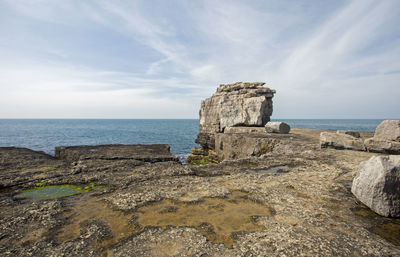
[1,129,399,256]
[1,82,399,256]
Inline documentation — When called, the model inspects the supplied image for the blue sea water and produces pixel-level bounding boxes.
[0,119,384,159]
[0,119,199,160]
[272,119,383,132]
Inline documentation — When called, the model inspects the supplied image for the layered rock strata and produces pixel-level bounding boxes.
[55,144,179,163]
[215,129,276,160]
[187,147,219,165]
[196,82,275,149]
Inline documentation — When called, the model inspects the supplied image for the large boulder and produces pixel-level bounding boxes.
[265,122,290,134]
[364,120,400,154]
[364,138,400,154]
[320,132,365,151]
[375,120,400,142]
[351,155,400,217]
[196,82,275,149]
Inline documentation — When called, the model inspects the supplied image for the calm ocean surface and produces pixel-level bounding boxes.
[0,119,384,159]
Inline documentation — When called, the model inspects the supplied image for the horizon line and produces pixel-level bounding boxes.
[0,118,397,120]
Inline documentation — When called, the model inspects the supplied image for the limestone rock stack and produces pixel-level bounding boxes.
[196,82,275,149]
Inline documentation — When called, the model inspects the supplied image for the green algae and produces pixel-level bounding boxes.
[189,156,218,165]
[189,156,211,165]
[42,166,59,171]
[16,183,98,201]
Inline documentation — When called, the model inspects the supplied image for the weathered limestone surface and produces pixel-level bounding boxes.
[364,138,400,154]
[375,120,400,142]
[352,155,400,217]
[1,131,399,256]
[55,144,179,163]
[320,132,366,151]
[215,133,276,160]
[265,121,291,134]
[196,82,275,149]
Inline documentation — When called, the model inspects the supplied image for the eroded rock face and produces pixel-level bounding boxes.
[351,155,400,217]
[196,82,275,149]
[320,132,365,151]
[215,133,276,160]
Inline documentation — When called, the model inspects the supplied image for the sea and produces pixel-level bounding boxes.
[0,119,384,161]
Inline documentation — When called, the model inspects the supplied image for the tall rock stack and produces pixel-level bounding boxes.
[195,82,275,150]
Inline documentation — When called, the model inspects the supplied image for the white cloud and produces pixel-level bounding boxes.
[0,0,399,118]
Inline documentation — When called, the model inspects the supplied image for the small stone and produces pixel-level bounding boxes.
[351,155,400,217]
[265,122,290,134]
[336,130,360,138]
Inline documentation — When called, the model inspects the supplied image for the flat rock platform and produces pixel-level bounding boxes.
[0,129,399,256]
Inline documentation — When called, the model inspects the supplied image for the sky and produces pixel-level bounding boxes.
[0,0,399,119]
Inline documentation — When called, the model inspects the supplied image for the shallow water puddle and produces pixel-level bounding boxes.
[351,205,400,246]
[135,191,272,248]
[15,184,97,201]
[58,195,134,246]
[58,191,273,249]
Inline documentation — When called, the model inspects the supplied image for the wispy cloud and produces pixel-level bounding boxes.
[0,0,399,118]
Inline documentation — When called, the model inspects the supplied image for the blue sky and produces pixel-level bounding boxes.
[0,0,399,119]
